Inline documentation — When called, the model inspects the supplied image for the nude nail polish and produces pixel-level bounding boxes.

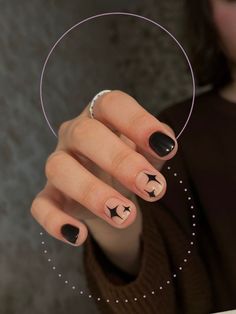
[104,197,132,224]
[135,171,163,199]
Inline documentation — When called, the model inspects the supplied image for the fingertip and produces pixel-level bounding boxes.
[60,221,88,247]
[102,196,138,230]
[148,130,177,159]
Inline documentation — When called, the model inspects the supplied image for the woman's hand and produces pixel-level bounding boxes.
[30,90,177,272]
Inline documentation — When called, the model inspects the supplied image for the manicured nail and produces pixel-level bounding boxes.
[149,131,175,157]
[104,197,132,225]
[61,224,80,245]
[135,171,164,199]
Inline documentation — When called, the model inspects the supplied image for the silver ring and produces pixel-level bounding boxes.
[88,90,112,119]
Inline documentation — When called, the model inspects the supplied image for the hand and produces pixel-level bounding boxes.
[30,90,178,249]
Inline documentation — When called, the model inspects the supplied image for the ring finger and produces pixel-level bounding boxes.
[45,151,138,228]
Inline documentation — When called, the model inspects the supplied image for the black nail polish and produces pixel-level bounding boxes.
[61,224,80,244]
[149,131,175,157]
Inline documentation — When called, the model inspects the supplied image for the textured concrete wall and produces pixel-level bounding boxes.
[0,0,194,313]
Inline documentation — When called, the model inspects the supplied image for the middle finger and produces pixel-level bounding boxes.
[59,117,167,202]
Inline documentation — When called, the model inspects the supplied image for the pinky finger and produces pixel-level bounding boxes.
[30,190,88,247]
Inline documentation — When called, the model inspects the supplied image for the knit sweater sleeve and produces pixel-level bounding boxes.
[82,107,214,314]
[83,194,179,314]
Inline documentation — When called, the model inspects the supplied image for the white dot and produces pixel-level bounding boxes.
[192,232,195,236]
[191,205,194,209]
[184,188,188,192]
[188,250,191,254]
[72,286,76,290]
[115,300,119,303]
[134,298,137,301]
[44,250,47,254]
[106,299,110,302]
[151,290,155,294]
[159,286,163,290]
[174,173,177,176]
[65,281,68,284]
[88,295,92,298]
[41,241,45,245]
[167,280,170,284]
[80,291,83,294]
[166,148,170,152]
[193,223,196,227]
[97,297,101,301]
[52,266,56,270]
[179,180,183,184]
[184,259,187,262]
[173,274,177,277]
[58,274,62,277]
[192,215,195,218]
[125,299,128,303]
[40,232,43,236]
[143,295,146,298]
[190,241,194,245]
[179,267,182,270]
[167,166,171,170]
[48,258,51,262]
[188,197,191,200]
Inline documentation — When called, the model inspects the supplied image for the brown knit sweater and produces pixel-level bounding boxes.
[82,89,236,314]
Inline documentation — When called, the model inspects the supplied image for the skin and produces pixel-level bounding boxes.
[31,90,177,275]
[210,0,236,101]
[30,0,236,276]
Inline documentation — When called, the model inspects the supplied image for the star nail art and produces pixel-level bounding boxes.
[135,171,163,199]
[104,198,132,224]
[123,205,131,213]
[106,205,123,219]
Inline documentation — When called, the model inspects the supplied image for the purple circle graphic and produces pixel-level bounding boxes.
[39,12,196,140]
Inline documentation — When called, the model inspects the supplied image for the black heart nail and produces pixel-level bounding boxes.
[61,224,80,244]
[149,131,175,157]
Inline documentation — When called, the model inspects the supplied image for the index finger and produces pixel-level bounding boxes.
[81,90,178,161]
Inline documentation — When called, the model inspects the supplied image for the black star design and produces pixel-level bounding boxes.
[144,188,156,198]
[106,205,123,219]
[144,173,161,184]
[123,205,131,213]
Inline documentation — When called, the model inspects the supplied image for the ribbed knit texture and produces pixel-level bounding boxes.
[83,89,236,314]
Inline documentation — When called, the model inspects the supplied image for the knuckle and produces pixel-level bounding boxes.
[43,210,55,233]
[30,197,43,218]
[111,149,136,175]
[79,180,98,205]
[110,89,129,99]
[69,117,95,142]
[103,90,122,102]
[98,90,124,109]
[130,110,147,126]
[58,120,70,138]
[45,151,66,179]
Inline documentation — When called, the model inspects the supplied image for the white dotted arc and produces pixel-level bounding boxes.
[39,164,197,303]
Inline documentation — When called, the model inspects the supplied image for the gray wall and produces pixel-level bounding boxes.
[0,0,194,313]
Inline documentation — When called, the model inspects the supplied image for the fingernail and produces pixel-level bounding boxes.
[61,224,80,245]
[135,170,164,199]
[149,131,175,157]
[104,197,132,225]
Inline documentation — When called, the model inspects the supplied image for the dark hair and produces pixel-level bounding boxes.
[184,0,232,88]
